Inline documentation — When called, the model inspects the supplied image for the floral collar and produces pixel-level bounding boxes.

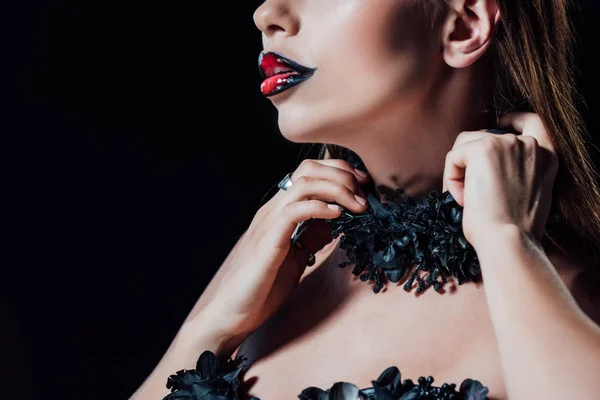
[323,147,562,294]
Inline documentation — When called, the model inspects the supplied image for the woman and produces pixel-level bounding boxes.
[131,0,600,399]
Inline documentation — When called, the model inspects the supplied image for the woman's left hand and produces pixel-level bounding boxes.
[442,112,559,249]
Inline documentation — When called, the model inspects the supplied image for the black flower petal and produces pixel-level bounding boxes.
[459,379,490,400]
[299,387,330,400]
[327,147,563,294]
[371,366,403,397]
[326,186,480,294]
[329,382,361,400]
[297,365,489,400]
[164,350,491,400]
[196,350,220,379]
[163,350,252,400]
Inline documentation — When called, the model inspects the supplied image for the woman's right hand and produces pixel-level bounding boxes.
[191,158,371,350]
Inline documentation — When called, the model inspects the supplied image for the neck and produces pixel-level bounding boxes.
[334,63,495,201]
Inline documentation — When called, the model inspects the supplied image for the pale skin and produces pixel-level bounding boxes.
[130,0,600,399]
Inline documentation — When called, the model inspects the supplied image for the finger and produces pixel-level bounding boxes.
[293,160,362,195]
[267,159,368,229]
[498,112,555,155]
[292,158,371,186]
[442,139,482,206]
[267,200,342,253]
[453,129,517,152]
[452,130,490,150]
[284,176,368,213]
[497,111,534,132]
[442,131,489,194]
[283,159,369,202]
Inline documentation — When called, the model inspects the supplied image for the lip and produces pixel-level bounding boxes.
[258,51,316,97]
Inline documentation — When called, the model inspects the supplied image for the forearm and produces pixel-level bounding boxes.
[182,232,246,325]
[129,312,244,400]
[475,225,600,399]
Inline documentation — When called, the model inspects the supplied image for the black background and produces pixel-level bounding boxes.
[2,1,599,399]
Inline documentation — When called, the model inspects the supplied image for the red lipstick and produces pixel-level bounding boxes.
[258,52,316,97]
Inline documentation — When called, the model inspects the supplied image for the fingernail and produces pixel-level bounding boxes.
[354,168,368,178]
[327,204,340,211]
[354,195,367,205]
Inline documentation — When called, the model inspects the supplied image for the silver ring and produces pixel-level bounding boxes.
[277,172,294,191]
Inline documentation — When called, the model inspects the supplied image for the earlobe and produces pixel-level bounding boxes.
[441,0,500,69]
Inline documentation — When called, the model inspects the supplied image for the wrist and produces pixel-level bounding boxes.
[472,223,546,276]
[470,223,533,253]
[178,309,250,362]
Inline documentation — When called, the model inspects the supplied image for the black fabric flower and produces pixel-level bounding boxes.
[320,147,478,294]
[327,146,564,294]
[299,382,362,400]
[163,350,259,400]
[325,187,480,294]
[298,365,489,400]
[166,351,489,400]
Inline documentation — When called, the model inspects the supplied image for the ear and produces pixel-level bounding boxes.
[441,0,501,68]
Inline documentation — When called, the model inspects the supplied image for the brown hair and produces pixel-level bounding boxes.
[312,0,600,261]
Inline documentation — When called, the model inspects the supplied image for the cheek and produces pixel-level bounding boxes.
[315,3,438,107]
[276,1,440,139]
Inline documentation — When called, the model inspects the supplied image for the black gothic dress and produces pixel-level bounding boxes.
[163,349,490,400]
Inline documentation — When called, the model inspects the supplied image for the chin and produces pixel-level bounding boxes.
[274,101,368,146]
[275,104,331,143]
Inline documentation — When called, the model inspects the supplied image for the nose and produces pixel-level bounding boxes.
[253,0,300,38]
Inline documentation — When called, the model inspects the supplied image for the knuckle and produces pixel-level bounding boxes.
[303,158,318,172]
[452,131,469,149]
[297,159,315,177]
[456,130,469,140]
[307,199,321,213]
[333,183,348,198]
[281,202,296,218]
[341,170,359,191]
[295,175,310,187]
[504,134,519,146]
[299,158,314,168]
[522,135,538,146]
[331,159,353,169]
[481,138,497,153]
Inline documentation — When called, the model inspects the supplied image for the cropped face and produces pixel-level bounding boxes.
[254,0,445,142]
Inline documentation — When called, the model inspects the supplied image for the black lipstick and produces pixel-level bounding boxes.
[258,51,316,97]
